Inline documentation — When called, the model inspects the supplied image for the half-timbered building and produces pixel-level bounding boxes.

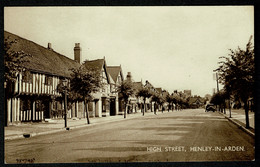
[107,65,124,115]
[82,58,112,117]
[4,31,84,125]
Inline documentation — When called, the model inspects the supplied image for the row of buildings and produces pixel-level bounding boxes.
[4,31,176,126]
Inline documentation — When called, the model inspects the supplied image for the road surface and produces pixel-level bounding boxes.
[5,109,254,163]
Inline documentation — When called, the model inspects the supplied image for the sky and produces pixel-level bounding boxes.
[4,6,254,97]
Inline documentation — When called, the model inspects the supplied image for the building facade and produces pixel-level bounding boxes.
[4,31,85,125]
[107,66,124,116]
[82,58,112,117]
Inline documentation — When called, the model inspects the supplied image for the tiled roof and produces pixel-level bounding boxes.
[107,66,122,83]
[83,59,110,84]
[155,88,162,93]
[189,97,204,104]
[133,81,143,90]
[108,73,115,84]
[4,31,80,78]
[144,80,154,89]
[83,59,104,71]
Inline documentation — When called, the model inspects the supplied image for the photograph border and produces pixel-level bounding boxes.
[0,0,257,167]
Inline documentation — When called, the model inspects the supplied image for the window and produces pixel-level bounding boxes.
[20,99,31,111]
[45,76,53,85]
[22,71,33,83]
[118,75,121,83]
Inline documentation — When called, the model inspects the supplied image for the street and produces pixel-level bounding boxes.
[5,109,254,163]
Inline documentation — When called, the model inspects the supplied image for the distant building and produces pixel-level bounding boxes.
[184,90,192,96]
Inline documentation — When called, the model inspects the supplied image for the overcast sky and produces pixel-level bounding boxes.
[4,6,254,97]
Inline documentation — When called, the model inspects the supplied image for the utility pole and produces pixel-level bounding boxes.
[216,73,219,93]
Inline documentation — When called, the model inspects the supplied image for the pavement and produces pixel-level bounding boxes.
[217,109,255,137]
[5,108,255,141]
[4,110,160,141]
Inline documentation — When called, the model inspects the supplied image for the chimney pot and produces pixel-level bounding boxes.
[75,43,80,47]
[48,43,52,50]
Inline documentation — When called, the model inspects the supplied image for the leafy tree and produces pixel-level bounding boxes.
[210,90,229,113]
[69,65,103,124]
[166,94,172,112]
[4,37,31,96]
[57,81,83,116]
[158,95,166,113]
[151,92,161,115]
[215,36,254,128]
[117,80,135,118]
[4,37,31,126]
[177,96,186,110]
[137,87,153,116]
[172,93,180,111]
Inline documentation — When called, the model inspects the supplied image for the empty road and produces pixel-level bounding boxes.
[5,109,254,163]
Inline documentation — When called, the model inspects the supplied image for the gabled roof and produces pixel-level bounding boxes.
[4,31,80,78]
[106,66,124,83]
[108,73,115,84]
[155,88,162,94]
[83,59,105,71]
[189,97,204,104]
[83,58,110,84]
[144,80,154,89]
[133,81,143,90]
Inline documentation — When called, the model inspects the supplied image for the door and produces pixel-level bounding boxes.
[110,98,116,116]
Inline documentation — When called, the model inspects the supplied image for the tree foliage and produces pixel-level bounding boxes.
[215,36,254,128]
[69,65,103,124]
[151,92,162,114]
[117,80,135,118]
[216,36,254,102]
[136,87,153,115]
[70,66,102,98]
[4,37,31,83]
[210,90,228,106]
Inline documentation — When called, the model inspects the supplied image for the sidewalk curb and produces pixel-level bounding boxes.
[218,112,255,137]
[5,112,159,141]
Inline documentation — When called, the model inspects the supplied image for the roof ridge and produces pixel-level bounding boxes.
[4,30,78,64]
[85,58,104,62]
[107,66,120,68]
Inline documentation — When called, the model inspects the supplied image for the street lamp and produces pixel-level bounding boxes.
[62,79,68,128]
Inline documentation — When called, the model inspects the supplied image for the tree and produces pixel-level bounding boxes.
[57,81,83,118]
[117,80,135,118]
[137,87,153,116]
[210,90,229,113]
[166,94,172,112]
[151,92,161,115]
[4,37,31,96]
[70,65,103,124]
[215,36,254,128]
[4,37,31,126]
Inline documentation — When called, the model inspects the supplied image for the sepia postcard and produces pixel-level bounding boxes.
[3,6,255,164]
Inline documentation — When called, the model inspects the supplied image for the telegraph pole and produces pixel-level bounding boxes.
[216,72,219,93]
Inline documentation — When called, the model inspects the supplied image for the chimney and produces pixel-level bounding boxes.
[126,72,132,81]
[47,43,53,50]
[74,43,81,64]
